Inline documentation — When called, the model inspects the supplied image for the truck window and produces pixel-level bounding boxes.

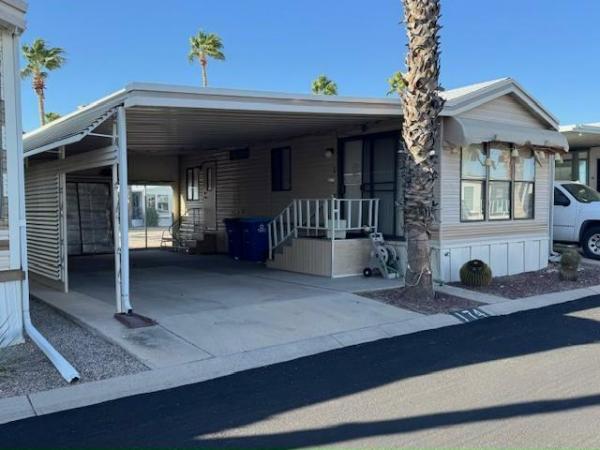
[554,188,570,206]
[562,183,600,203]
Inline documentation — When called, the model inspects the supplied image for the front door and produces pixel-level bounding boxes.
[341,134,401,237]
[202,161,217,231]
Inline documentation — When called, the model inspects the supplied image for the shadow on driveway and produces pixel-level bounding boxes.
[2,295,600,448]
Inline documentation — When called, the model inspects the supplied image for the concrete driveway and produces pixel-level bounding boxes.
[32,251,420,369]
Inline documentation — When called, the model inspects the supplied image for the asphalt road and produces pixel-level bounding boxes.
[3,295,600,448]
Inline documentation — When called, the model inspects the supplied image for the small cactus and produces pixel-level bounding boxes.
[559,249,581,281]
[460,259,492,287]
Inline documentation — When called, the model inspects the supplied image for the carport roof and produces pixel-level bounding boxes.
[560,123,600,149]
[23,77,561,156]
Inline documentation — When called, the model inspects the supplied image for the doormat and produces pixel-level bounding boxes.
[114,312,157,329]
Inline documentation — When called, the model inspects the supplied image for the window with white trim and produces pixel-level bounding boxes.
[186,167,199,201]
[460,143,535,222]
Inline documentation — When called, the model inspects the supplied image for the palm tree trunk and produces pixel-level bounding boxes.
[37,92,46,126]
[401,0,445,298]
[33,75,46,126]
[200,58,208,87]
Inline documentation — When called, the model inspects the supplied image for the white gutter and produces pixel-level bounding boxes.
[12,34,79,382]
[549,153,556,258]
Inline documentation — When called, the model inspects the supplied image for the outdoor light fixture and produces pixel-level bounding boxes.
[556,152,563,163]
[511,148,520,158]
[324,148,334,158]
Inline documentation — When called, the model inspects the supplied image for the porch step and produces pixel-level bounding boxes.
[267,237,332,277]
[267,236,389,279]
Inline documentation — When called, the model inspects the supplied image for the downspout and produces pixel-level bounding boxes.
[12,33,79,382]
[549,152,556,257]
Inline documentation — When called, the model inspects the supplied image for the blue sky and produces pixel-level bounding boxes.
[20,0,600,131]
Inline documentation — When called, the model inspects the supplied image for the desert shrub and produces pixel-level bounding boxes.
[559,249,581,281]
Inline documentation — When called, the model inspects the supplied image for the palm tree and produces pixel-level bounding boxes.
[188,30,225,87]
[44,112,61,123]
[21,38,66,126]
[311,75,338,95]
[387,71,407,96]
[401,0,445,298]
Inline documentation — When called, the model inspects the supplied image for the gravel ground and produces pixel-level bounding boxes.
[450,262,600,299]
[359,288,484,314]
[0,299,148,399]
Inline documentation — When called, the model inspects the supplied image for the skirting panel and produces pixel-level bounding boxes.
[438,236,550,282]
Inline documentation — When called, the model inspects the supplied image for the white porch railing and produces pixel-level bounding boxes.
[268,198,379,259]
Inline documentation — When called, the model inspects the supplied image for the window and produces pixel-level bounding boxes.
[554,150,589,184]
[554,188,570,206]
[157,194,170,212]
[461,143,536,222]
[271,147,291,191]
[206,166,214,191]
[562,183,600,203]
[147,195,156,210]
[488,144,511,220]
[513,149,535,219]
[460,145,486,221]
[186,167,199,200]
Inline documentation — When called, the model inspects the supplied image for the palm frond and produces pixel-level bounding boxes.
[387,71,407,96]
[20,38,66,80]
[189,30,225,61]
[311,75,338,95]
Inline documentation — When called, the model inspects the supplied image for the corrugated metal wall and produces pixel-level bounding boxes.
[25,146,117,287]
[25,168,61,280]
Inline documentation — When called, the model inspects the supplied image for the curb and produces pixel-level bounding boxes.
[2,284,599,425]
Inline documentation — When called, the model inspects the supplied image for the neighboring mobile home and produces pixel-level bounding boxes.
[559,123,600,189]
[0,0,78,381]
[23,77,567,316]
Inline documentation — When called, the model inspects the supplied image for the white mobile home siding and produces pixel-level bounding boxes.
[437,94,555,282]
[180,134,338,250]
[459,94,547,128]
[0,3,28,346]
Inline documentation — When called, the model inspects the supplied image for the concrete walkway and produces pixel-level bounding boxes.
[10,255,600,425]
[33,251,418,369]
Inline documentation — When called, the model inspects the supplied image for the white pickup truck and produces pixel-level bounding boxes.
[554,181,600,259]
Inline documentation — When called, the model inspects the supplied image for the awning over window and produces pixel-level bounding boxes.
[444,117,569,152]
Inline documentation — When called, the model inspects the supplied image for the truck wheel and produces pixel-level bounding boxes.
[582,226,600,259]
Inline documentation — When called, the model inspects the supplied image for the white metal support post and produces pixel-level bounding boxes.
[111,120,122,313]
[116,107,132,313]
[330,197,337,278]
[58,146,68,293]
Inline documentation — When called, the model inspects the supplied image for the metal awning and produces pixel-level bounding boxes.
[24,79,567,157]
[24,84,404,157]
[444,117,569,151]
[23,89,127,156]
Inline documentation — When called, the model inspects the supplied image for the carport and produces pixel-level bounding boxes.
[23,83,402,317]
[31,248,413,367]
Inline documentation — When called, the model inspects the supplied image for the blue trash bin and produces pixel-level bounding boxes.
[223,218,242,259]
[240,217,271,262]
